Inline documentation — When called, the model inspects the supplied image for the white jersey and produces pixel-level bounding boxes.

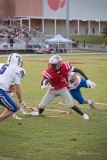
[68,70,81,89]
[0,63,26,91]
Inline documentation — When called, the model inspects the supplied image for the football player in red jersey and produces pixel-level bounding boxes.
[36,55,91,120]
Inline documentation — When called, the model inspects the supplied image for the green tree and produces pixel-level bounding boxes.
[101,26,107,37]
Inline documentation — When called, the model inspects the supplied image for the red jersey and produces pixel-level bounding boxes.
[43,62,72,89]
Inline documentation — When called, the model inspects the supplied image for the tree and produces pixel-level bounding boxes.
[101,26,107,37]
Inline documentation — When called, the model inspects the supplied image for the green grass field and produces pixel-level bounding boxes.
[0,53,107,160]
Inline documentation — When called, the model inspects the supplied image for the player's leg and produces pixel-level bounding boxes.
[12,102,24,120]
[39,89,56,114]
[71,78,95,108]
[69,89,84,104]
[69,78,87,104]
[59,88,89,119]
[7,87,23,120]
[78,78,95,108]
[0,90,19,122]
[0,110,13,121]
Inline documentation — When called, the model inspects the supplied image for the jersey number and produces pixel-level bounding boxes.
[0,64,9,74]
[62,77,67,84]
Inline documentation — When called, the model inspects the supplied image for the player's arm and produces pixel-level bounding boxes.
[15,84,23,103]
[71,73,79,86]
[40,70,51,89]
[15,69,26,107]
[40,79,50,85]
[72,68,96,88]
[68,72,79,89]
[73,68,88,80]
[14,83,27,115]
[40,79,50,89]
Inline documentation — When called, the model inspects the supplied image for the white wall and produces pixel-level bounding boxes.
[43,0,107,21]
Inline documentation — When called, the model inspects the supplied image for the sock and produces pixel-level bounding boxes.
[72,105,84,116]
[39,108,44,114]
[87,100,91,105]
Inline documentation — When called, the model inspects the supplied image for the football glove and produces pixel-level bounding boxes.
[41,83,50,89]
[41,79,50,89]
[86,79,96,88]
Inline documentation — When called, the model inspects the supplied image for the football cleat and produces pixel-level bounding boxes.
[82,114,89,120]
[31,111,40,116]
[20,108,27,115]
[12,114,23,120]
[89,100,95,109]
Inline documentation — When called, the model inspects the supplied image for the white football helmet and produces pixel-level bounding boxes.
[7,53,23,66]
[48,56,61,71]
[51,54,62,63]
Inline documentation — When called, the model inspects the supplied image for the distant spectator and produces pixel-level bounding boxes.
[44,42,51,54]
[0,17,3,24]
[25,37,29,49]
[72,39,76,48]
[101,42,106,49]
[9,36,14,49]
[36,26,39,31]
[53,44,58,53]
[45,42,49,49]
[3,42,8,50]
[92,27,95,34]
[7,16,11,26]
[83,40,86,48]
[76,41,79,48]
[75,29,77,34]
[86,26,88,35]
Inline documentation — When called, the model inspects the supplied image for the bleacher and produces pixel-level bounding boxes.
[0,18,107,53]
[0,18,47,52]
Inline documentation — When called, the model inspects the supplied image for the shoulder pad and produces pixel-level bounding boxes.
[17,68,26,78]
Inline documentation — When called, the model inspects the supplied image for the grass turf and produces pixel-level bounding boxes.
[0,53,107,160]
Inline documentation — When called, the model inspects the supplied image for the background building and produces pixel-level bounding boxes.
[0,0,107,36]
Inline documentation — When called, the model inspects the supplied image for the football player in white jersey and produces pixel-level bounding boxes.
[0,53,26,122]
[0,63,26,120]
